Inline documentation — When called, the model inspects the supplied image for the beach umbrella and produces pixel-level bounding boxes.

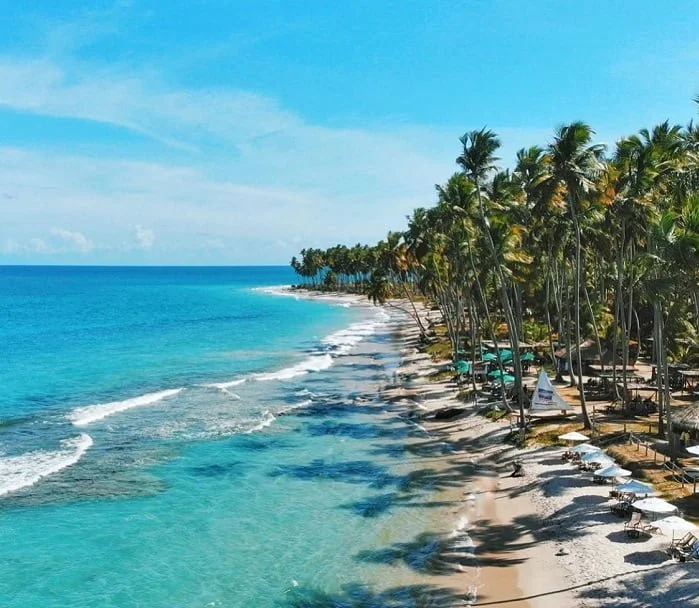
[615,480,654,496]
[651,515,697,540]
[500,349,513,362]
[633,497,677,515]
[686,445,699,456]
[581,451,613,465]
[491,374,516,385]
[488,369,509,379]
[594,465,632,478]
[482,352,497,362]
[455,360,471,374]
[570,443,601,454]
[521,352,535,361]
[558,431,589,442]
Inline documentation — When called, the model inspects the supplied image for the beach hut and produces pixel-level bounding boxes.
[671,404,699,451]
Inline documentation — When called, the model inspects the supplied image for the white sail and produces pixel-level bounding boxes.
[531,369,569,412]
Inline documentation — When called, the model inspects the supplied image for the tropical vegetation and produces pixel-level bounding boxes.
[291,100,699,434]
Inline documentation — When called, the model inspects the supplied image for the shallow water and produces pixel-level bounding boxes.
[0,267,466,607]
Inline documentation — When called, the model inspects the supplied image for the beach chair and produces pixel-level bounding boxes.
[624,511,644,538]
[611,499,633,518]
[668,536,699,562]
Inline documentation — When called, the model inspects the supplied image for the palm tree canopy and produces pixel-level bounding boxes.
[456,128,501,183]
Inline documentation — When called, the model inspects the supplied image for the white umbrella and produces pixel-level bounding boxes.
[581,451,614,465]
[558,431,590,442]
[686,445,699,456]
[651,516,697,541]
[615,480,654,495]
[570,443,601,455]
[633,497,677,515]
[595,465,632,478]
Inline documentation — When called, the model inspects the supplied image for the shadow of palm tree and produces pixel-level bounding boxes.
[340,492,456,518]
[277,581,468,607]
[269,459,401,489]
[576,562,696,606]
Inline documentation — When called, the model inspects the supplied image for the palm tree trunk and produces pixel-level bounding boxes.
[545,268,557,366]
[655,301,666,438]
[474,180,526,430]
[583,280,604,371]
[562,263,576,387]
[570,202,593,429]
[467,244,511,413]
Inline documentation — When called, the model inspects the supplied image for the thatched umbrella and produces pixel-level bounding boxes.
[672,403,699,432]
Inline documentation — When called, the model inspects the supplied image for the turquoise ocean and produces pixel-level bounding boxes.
[0,267,461,607]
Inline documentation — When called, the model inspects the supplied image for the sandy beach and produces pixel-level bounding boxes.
[382,302,699,607]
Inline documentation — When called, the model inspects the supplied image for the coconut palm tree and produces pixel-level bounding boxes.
[457,129,527,430]
[549,122,606,429]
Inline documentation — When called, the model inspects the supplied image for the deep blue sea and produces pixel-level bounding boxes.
[0,266,458,607]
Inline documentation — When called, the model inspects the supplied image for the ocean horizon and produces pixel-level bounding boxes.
[0,265,451,607]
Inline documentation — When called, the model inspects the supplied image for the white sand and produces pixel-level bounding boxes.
[391,304,698,607]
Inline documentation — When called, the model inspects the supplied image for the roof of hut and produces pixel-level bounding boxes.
[672,403,699,431]
[554,339,598,360]
[554,339,635,366]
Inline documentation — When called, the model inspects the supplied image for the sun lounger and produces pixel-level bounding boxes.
[668,536,699,562]
[624,511,647,538]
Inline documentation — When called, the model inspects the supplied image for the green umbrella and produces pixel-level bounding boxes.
[488,369,510,379]
[521,352,535,361]
[500,349,513,362]
[482,352,497,362]
[494,374,516,384]
[455,360,471,374]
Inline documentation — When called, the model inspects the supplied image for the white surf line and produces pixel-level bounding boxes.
[0,433,93,497]
[68,388,184,426]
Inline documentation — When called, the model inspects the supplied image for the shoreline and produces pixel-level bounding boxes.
[289,287,570,605]
[382,303,574,607]
[379,299,698,607]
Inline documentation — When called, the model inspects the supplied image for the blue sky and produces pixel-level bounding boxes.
[1,1,697,265]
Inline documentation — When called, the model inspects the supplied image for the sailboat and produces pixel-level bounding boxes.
[530,369,570,415]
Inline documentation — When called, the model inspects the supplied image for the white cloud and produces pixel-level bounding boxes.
[50,227,94,253]
[2,238,51,255]
[0,51,600,263]
[134,225,155,250]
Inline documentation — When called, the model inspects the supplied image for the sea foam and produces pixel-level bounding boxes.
[204,310,390,388]
[322,319,382,355]
[0,433,93,497]
[245,411,277,433]
[205,378,247,390]
[68,388,184,426]
[253,354,333,381]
